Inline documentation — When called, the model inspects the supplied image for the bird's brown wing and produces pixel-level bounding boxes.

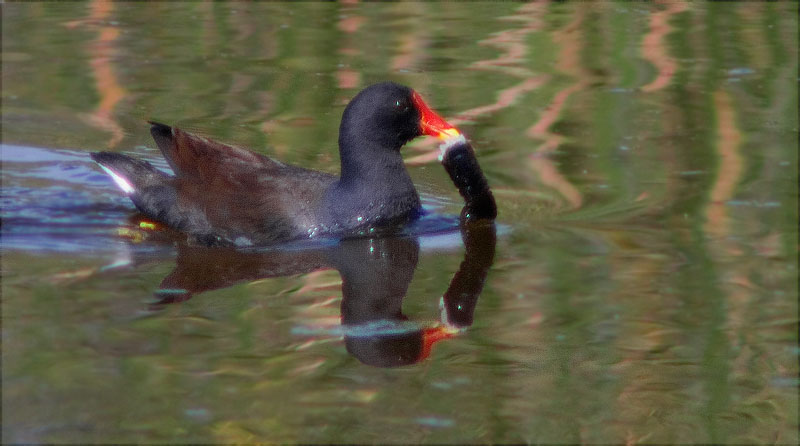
[163,162,336,245]
[149,121,287,180]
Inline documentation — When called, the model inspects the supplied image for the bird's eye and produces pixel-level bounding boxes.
[394,99,410,112]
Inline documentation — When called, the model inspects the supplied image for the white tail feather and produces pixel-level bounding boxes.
[98,164,135,194]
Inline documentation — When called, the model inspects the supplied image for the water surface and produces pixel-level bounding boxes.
[2,2,797,444]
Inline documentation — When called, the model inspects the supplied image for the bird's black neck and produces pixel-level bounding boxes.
[323,139,420,231]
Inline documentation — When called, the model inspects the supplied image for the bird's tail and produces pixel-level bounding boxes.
[90,151,169,195]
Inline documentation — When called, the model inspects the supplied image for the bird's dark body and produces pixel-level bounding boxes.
[92,83,428,246]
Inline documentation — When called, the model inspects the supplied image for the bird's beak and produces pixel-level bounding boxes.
[412,91,461,139]
[419,325,459,361]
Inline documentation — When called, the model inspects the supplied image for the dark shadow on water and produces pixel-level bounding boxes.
[142,216,496,368]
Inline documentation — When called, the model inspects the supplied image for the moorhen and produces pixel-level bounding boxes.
[91,82,489,246]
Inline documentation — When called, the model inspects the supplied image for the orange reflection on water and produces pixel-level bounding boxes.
[524,9,589,210]
[470,2,545,79]
[461,1,547,119]
[640,1,688,93]
[703,89,763,382]
[406,2,547,165]
[405,76,546,165]
[68,0,126,148]
[704,90,744,238]
[336,2,365,91]
[391,25,425,73]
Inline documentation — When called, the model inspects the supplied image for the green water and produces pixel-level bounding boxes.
[2,2,797,444]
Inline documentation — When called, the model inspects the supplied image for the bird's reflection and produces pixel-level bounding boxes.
[144,217,496,367]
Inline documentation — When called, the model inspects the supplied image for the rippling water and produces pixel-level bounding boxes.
[2,2,797,444]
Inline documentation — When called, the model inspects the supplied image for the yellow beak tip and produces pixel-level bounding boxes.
[438,128,462,139]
